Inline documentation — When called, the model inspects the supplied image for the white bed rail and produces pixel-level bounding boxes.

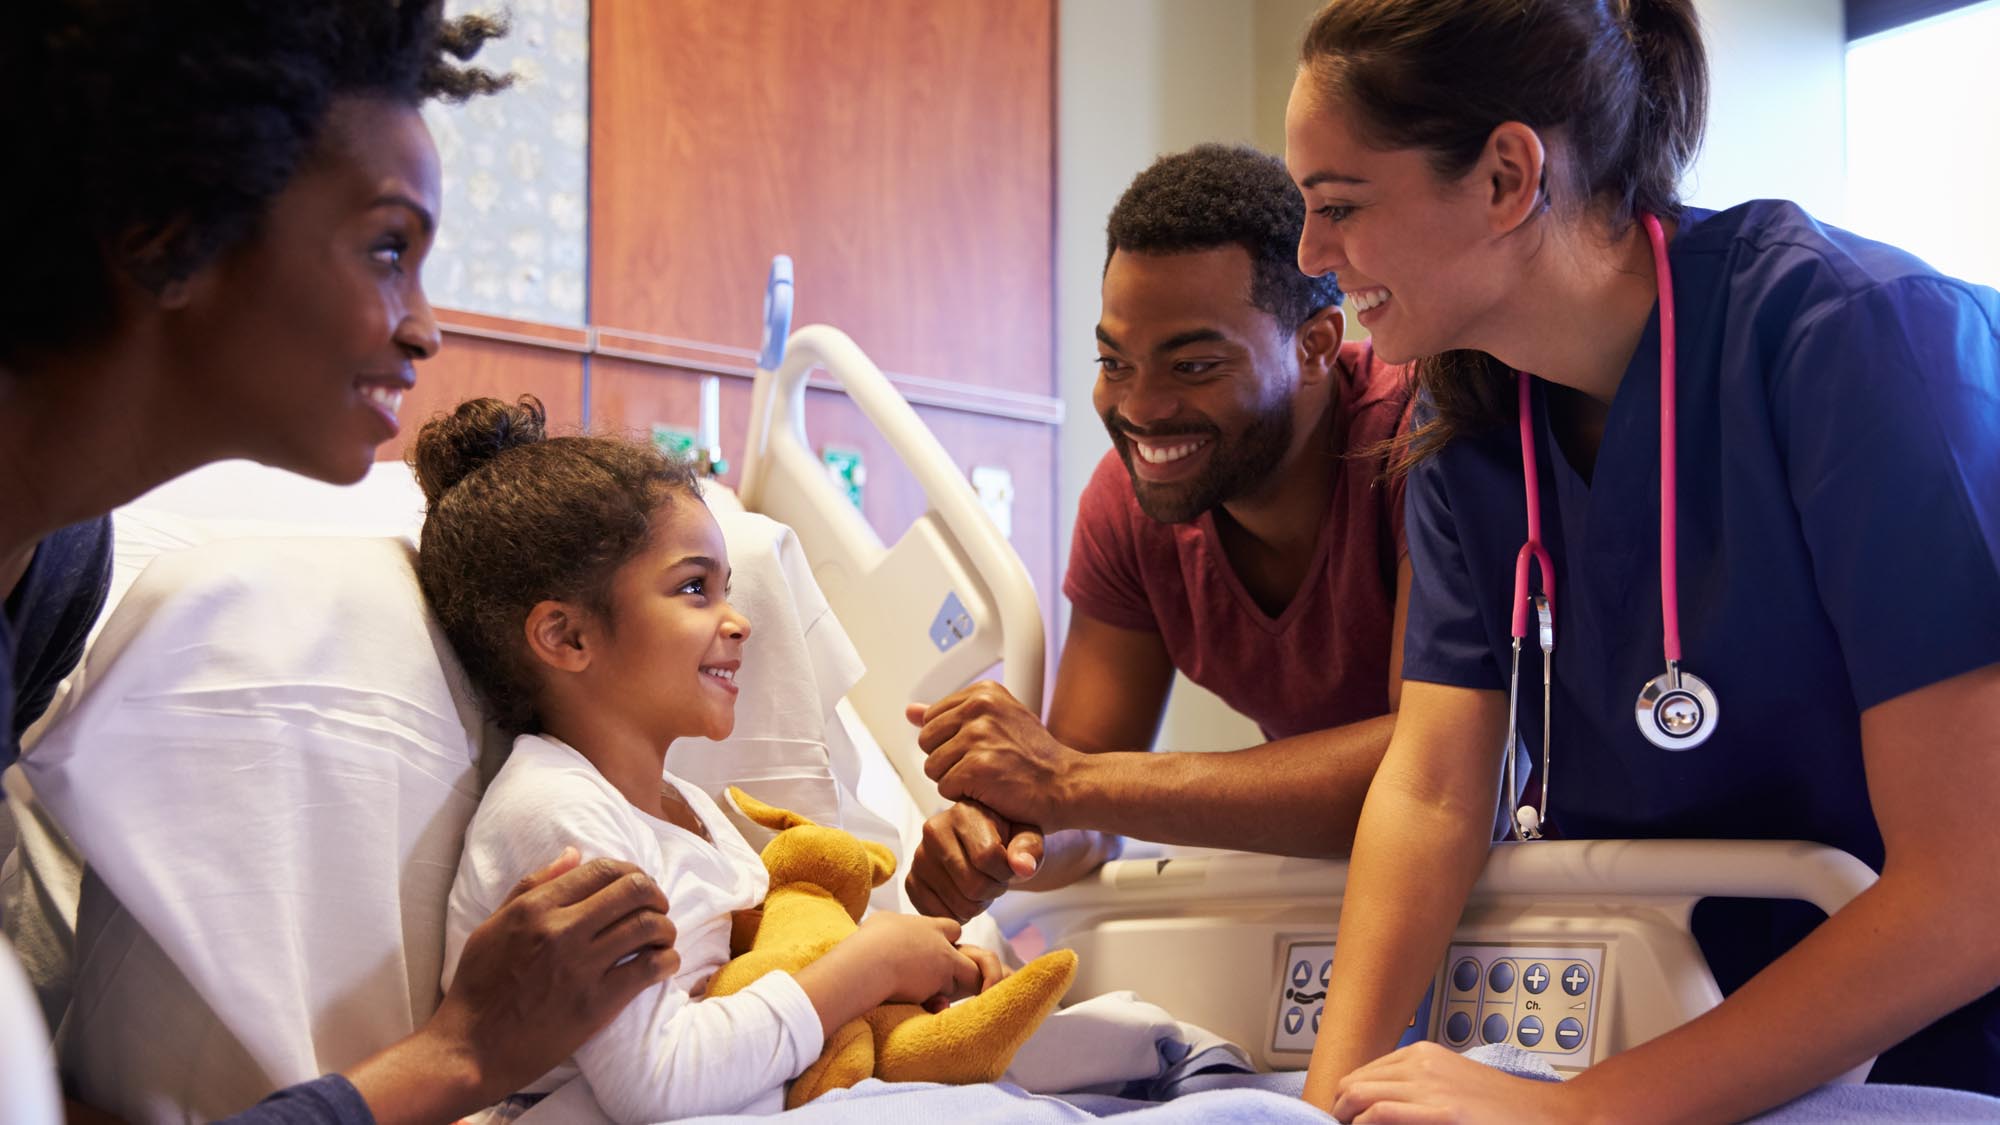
[993,839,1879,1077]
[996,837,1878,916]
[739,323,1046,815]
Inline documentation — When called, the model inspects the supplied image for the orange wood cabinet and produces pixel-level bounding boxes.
[588,0,1054,394]
[402,0,1058,632]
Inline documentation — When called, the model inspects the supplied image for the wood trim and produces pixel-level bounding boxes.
[436,308,592,352]
[439,308,1066,426]
[388,333,586,462]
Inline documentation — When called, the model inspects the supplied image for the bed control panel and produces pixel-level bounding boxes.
[1271,938,1604,1072]
[1271,940,1435,1056]
[1435,942,1604,1072]
[1272,942,1333,1053]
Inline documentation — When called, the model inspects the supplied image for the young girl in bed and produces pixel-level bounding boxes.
[414,396,1004,1122]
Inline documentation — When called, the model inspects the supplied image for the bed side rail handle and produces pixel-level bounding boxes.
[741,323,1046,713]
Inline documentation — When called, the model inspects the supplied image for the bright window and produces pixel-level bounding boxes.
[1845,0,2000,289]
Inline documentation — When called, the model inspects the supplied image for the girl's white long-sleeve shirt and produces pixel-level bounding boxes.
[443,734,824,1122]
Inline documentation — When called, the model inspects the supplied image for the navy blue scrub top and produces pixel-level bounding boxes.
[1402,200,2000,1091]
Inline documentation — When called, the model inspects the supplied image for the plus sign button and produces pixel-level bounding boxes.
[1523,963,1550,994]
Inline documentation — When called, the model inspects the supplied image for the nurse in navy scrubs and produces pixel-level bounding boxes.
[1285,0,2000,1120]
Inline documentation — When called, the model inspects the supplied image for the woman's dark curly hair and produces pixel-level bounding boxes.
[412,397,703,737]
[1106,143,1343,332]
[1,0,511,366]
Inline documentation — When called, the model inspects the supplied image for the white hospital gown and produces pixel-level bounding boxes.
[443,733,824,1122]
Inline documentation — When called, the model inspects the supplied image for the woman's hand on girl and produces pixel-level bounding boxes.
[346,846,677,1124]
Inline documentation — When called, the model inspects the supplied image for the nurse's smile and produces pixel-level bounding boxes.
[1347,286,1391,328]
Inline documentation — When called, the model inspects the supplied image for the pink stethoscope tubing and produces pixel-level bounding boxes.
[1505,212,1720,843]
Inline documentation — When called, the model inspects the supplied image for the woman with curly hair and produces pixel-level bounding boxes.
[1,3,679,1121]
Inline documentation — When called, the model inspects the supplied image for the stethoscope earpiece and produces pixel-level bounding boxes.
[1514,803,1543,841]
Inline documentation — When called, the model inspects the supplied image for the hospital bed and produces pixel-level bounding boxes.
[4,263,1995,1123]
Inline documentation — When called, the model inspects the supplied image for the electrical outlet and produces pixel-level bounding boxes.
[970,465,1014,540]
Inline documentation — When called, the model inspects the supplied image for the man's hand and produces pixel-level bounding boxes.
[905,799,1043,922]
[909,681,1083,829]
[347,848,678,1122]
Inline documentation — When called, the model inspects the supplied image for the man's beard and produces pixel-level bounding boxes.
[1108,403,1294,524]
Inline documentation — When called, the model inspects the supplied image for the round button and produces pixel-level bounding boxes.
[1555,1017,1584,1051]
[1445,1011,1473,1045]
[1320,959,1332,986]
[1291,960,1313,988]
[1284,1006,1305,1034]
[1487,960,1516,993]
[1481,1013,1509,1044]
[1516,1015,1544,1047]
[1522,963,1550,994]
[1452,958,1480,993]
[1312,1008,1321,1033]
[1561,962,1592,996]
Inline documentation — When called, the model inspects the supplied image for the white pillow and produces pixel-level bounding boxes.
[26,536,490,1119]
[21,508,894,1119]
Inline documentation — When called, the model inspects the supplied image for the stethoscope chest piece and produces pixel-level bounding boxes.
[1635,663,1719,750]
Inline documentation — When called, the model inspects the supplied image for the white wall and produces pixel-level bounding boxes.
[1052,0,1848,753]
[1056,0,1258,575]
[1056,0,1268,752]
[1687,0,1848,221]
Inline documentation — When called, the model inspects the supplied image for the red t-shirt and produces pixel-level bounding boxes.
[1063,342,1413,741]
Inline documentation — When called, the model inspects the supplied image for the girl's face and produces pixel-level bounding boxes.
[1283,73,1515,365]
[590,497,752,744]
[167,95,442,483]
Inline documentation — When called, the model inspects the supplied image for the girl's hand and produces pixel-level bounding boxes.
[851,912,982,1007]
[958,944,1011,995]
[1330,1042,1588,1124]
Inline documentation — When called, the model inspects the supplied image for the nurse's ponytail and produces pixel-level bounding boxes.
[409,396,702,736]
[1624,0,1708,225]
[1299,0,1708,463]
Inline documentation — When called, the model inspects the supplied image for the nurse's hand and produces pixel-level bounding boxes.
[909,682,1080,829]
[345,848,679,1124]
[1328,1042,1590,1124]
[906,799,1043,922]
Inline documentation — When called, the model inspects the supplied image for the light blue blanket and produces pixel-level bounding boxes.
[676,1047,2000,1123]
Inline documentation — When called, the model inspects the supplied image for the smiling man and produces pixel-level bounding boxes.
[903,145,1415,922]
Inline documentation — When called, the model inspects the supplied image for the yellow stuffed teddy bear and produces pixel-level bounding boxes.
[707,788,1078,1109]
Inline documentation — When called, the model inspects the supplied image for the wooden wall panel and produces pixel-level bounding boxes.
[381,332,586,462]
[589,0,1055,396]
[591,358,1057,651]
